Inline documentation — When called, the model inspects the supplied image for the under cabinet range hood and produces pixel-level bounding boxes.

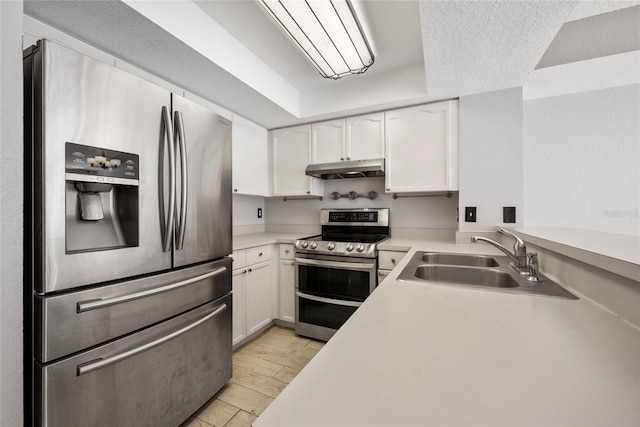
[305,158,385,179]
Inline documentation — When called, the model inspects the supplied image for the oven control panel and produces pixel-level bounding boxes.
[294,238,379,258]
[321,208,389,227]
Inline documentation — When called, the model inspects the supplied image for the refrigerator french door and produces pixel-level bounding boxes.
[24,39,232,427]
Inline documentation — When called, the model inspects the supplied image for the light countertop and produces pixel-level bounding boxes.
[254,241,640,426]
[232,232,305,251]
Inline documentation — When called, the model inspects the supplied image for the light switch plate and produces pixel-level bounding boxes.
[465,207,477,223]
[503,206,516,223]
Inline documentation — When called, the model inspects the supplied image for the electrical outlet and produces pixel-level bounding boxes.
[503,206,516,223]
[257,208,262,219]
[465,207,477,223]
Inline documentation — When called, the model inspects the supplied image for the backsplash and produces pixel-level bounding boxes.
[264,177,458,229]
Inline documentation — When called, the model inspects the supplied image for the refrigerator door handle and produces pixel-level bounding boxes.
[161,106,176,252]
[76,302,228,376]
[76,266,227,313]
[174,110,188,250]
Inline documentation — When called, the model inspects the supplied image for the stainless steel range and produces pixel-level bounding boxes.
[294,208,390,341]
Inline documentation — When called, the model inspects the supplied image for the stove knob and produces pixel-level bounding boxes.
[327,242,336,251]
[301,241,309,249]
[345,243,354,252]
[310,241,317,249]
[356,244,365,252]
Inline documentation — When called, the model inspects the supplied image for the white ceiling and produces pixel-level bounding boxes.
[23,0,640,129]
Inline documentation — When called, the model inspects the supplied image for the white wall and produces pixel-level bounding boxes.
[523,54,640,236]
[265,177,458,230]
[458,87,524,232]
[1,1,24,425]
[233,195,265,226]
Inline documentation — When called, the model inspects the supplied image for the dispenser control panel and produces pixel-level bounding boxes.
[65,142,139,184]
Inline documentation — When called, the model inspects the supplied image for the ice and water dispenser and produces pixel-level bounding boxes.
[65,142,139,253]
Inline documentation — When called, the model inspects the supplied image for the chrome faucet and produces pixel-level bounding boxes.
[471,228,541,281]
[497,227,527,268]
[470,228,528,271]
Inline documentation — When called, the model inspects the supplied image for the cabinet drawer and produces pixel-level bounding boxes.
[231,250,247,269]
[246,245,272,265]
[279,244,294,260]
[378,251,407,270]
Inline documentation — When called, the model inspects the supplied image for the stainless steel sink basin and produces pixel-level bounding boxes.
[414,265,518,288]
[397,251,578,300]
[420,253,499,267]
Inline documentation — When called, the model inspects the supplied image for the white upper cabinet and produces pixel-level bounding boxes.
[311,119,346,164]
[271,125,324,197]
[384,100,458,193]
[311,113,385,164]
[346,112,385,161]
[232,116,269,196]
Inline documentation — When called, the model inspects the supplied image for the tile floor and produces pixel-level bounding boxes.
[181,326,325,427]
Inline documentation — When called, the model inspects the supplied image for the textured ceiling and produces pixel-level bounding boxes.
[22,0,640,129]
[418,1,577,99]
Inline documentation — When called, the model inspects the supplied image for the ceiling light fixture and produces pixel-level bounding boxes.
[258,0,374,79]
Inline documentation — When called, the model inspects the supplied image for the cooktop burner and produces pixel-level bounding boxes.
[294,208,390,258]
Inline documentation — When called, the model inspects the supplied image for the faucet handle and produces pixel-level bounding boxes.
[498,227,526,253]
[497,227,523,245]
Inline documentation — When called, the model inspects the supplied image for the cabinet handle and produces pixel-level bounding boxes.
[248,268,252,272]
[242,270,247,274]
[340,157,344,161]
[306,191,310,194]
[391,259,396,264]
[258,252,263,257]
[346,157,351,160]
[285,249,290,254]
[386,188,390,191]
[233,188,238,192]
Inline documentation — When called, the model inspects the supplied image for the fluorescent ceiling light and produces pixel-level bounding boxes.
[258,0,375,79]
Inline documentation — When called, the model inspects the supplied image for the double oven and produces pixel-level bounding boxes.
[294,208,389,341]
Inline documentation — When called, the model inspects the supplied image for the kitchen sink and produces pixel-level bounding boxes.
[414,265,518,288]
[420,253,499,267]
[397,251,578,299]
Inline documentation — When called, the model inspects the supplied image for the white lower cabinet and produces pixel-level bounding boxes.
[278,244,295,323]
[377,269,391,284]
[231,245,273,347]
[245,260,272,335]
[232,268,247,345]
[377,250,408,284]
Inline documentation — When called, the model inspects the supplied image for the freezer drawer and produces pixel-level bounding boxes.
[36,258,231,362]
[36,294,232,427]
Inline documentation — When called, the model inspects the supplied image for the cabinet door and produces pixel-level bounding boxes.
[378,269,391,284]
[232,268,247,347]
[385,101,458,193]
[311,119,346,164]
[245,260,272,335]
[346,113,385,161]
[232,116,269,196]
[272,126,324,196]
[279,259,295,323]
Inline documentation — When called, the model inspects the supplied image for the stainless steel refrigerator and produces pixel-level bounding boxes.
[24,39,233,427]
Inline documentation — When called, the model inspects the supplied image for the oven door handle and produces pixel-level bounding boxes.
[296,291,363,308]
[294,257,374,271]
